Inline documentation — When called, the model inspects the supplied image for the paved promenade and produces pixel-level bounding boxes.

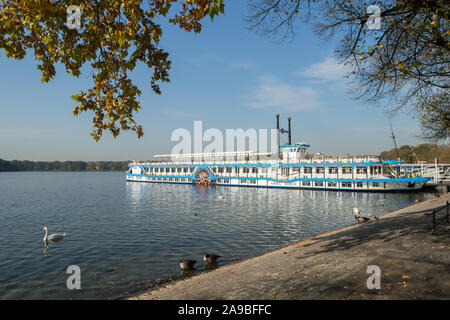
[130,193,450,300]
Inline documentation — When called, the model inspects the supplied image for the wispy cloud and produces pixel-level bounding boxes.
[295,56,350,81]
[189,53,224,67]
[246,76,321,111]
[229,61,255,70]
[163,108,200,118]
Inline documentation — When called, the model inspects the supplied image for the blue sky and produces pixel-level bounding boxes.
[0,1,425,161]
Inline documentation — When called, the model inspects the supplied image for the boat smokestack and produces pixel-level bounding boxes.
[288,117,292,146]
[276,114,280,159]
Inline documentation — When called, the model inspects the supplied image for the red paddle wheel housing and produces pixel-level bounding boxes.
[194,168,211,186]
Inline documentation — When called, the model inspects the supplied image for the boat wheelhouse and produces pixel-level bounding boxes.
[126,144,429,192]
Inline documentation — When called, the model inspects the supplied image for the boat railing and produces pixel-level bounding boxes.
[129,156,384,166]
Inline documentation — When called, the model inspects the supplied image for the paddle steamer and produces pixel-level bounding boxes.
[126,117,429,192]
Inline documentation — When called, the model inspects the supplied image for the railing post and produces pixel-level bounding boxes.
[447,201,449,223]
[432,211,436,233]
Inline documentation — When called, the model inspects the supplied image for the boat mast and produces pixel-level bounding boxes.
[276,114,280,160]
[389,120,401,176]
[288,117,292,146]
[389,120,400,159]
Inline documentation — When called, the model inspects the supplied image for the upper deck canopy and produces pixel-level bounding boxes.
[155,151,272,160]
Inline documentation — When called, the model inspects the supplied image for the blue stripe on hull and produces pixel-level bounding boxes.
[214,183,424,192]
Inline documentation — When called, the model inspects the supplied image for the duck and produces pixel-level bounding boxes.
[203,253,220,263]
[42,226,66,242]
[356,216,370,223]
[353,208,370,223]
[179,260,196,271]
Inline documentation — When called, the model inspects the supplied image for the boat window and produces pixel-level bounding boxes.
[342,167,352,174]
[342,182,352,188]
[328,167,338,174]
[302,181,311,186]
[370,166,382,175]
[356,166,367,174]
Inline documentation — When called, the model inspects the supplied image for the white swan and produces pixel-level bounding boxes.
[42,226,66,242]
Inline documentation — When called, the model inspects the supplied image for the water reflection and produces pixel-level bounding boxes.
[42,242,49,256]
[0,172,434,299]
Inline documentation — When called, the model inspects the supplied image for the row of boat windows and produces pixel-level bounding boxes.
[144,167,195,173]
[214,179,380,188]
[144,177,193,182]
[142,166,384,174]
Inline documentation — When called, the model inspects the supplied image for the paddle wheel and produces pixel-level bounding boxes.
[194,168,211,186]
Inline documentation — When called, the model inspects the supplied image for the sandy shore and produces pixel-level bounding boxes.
[130,193,450,300]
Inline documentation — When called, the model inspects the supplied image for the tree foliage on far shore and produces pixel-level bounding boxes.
[246,0,449,141]
[380,143,450,163]
[0,0,224,140]
[0,159,130,172]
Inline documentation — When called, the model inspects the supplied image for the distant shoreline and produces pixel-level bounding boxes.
[0,159,130,172]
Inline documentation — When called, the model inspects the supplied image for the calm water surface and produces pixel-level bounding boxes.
[0,172,434,299]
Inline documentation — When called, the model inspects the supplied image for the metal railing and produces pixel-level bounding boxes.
[427,201,449,233]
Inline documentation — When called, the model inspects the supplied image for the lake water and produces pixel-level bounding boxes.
[0,172,434,299]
